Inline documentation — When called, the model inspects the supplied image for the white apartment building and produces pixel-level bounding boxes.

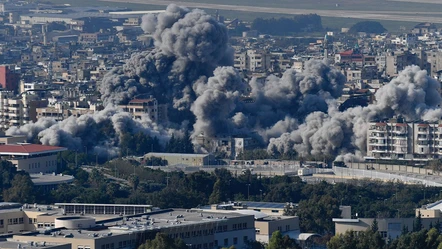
[366,118,442,161]
[234,50,271,72]
[0,91,47,129]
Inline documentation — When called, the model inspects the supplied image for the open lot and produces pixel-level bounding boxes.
[49,0,442,31]
[98,0,442,24]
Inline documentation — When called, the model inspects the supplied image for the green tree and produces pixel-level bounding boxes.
[3,174,35,203]
[267,230,301,249]
[371,218,379,233]
[414,211,423,232]
[349,21,387,34]
[138,232,187,249]
[209,179,228,204]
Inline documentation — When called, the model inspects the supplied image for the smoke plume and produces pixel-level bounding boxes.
[267,65,442,161]
[99,4,232,110]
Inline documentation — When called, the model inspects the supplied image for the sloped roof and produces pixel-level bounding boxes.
[0,144,67,156]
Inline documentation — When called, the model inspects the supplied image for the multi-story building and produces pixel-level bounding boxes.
[119,98,158,121]
[0,65,19,92]
[0,91,48,129]
[234,50,271,72]
[366,117,442,161]
[118,98,167,123]
[209,202,300,244]
[194,136,259,160]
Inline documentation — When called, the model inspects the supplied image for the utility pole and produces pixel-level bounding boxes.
[247,184,250,200]
[166,176,170,187]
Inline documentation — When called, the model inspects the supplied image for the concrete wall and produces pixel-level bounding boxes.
[345,162,435,176]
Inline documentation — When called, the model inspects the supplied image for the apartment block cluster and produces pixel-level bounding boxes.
[366,117,442,161]
[0,201,317,249]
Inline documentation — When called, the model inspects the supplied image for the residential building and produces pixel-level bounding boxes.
[0,65,19,92]
[0,91,47,129]
[118,98,158,122]
[366,117,442,161]
[234,50,271,72]
[0,143,67,173]
[334,50,363,67]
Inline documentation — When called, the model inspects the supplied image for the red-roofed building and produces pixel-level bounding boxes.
[335,50,363,67]
[0,143,67,173]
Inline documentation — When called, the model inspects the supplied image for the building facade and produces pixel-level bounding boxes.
[0,144,67,173]
[0,65,19,92]
[366,118,442,161]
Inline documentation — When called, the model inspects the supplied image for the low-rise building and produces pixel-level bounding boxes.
[0,143,67,173]
[144,152,216,166]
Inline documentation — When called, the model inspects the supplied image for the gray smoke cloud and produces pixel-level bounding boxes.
[99,4,232,111]
[267,65,442,161]
[7,106,176,157]
[5,5,229,157]
[191,66,246,139]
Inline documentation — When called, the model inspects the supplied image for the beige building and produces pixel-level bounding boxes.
[0,143,67,173]
[0,91,47,129]
[333,217,440,240]
[5,206,256,249]
[144,152,216,166]
[118,98,167,123]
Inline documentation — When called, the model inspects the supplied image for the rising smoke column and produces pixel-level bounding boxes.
[267,65,442,161]
[191,66,246,139]
[99,4,232,111]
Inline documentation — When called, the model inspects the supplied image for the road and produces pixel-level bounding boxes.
[101,0,442,23]
[81,165,130,186]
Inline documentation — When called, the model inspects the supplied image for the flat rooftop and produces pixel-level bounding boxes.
[30,173,74,186]
[0,240,68,249]
[109,209,253,232]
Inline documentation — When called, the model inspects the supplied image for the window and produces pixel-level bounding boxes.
[28,218,33,224]
[243,236,248,243]
[19,218,23,224]
[214,240,218,246]
[13,218,18,225]
[224,239,228,247]
[233,237,238,245]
